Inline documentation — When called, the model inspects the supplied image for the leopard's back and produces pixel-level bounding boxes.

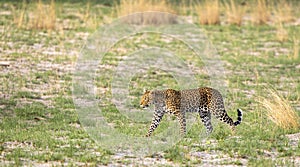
[180,87,225,113]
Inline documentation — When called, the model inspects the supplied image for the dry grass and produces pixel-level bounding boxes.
[29,0,56,30]
[225,0,246,26]
[275,23,289,42]
[11,0,57,30]
[178,1,190,15]
[115,0,174,17]
[258,88,300,130]
[79,1,101,30]
[272,0,295,24]
[292,37,299,59]
[114,0,177,25]
[195,0,220,25]
[251,0,270,25]
[11,0,27,28]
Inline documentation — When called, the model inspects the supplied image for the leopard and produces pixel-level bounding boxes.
[140,87,243,137]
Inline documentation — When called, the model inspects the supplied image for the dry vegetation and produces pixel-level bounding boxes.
[115,0,174,17]
[195,0,220,25]
[10,0,299,29]
[193,0,297,26]
[293,37,299,59]
[272,0,295,24]
[258,88,300,130]
[12,0,56,30]
[114,0,177,25]
[251,0,270,25]
[276,23,289,42]
[224,0,246,26]
[271,1,295,43]
[11,0,27,28]
[77,1,103,30]
[30,0,56,30]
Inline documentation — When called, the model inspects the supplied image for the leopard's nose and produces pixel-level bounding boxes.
[141,105,149,108]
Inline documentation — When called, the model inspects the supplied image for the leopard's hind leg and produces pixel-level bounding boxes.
[199,110,213,134]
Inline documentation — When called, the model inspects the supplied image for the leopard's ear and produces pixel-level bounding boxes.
[143,88,149,93]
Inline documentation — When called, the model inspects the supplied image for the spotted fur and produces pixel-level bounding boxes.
[140,87,243,137]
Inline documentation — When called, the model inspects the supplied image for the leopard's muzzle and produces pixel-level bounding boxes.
[141,104,149,108]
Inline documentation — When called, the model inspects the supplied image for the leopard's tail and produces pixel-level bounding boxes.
[233,109,243,126]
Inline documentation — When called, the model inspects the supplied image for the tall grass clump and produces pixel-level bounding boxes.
[258,88,300,130]
[115,0,177,25]
[292,37,299,59]
[11,0,27,29]
[29,0,56,30]
[275,23,289,42]
[115,0,174,17]
[251,0,270,25]
[225,0,246,26]
[79,1,101,30]
[272,0,295,24]
[11,0,57,30]
[195,0,220,25]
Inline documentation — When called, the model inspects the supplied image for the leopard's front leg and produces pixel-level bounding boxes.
[146,111,165,137]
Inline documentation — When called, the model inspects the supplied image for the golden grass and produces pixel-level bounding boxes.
[29,0,56,30]
[258,88,300,130]
[11,0,57,30]
[12,0,56,30]
[11,0,27,29]
[273,0,295,24]
[195,0,220,25]
[225,0,246,26]
[80,1,100,30]
[114,0,176,25]
[115,0,174,17]
[251,0,270,25]
[292,37,299,59]
[275,23,289,42]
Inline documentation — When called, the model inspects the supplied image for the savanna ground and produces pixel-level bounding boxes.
[0,0,300,166]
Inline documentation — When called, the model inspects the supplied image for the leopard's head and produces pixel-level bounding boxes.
[140,90,152,108]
